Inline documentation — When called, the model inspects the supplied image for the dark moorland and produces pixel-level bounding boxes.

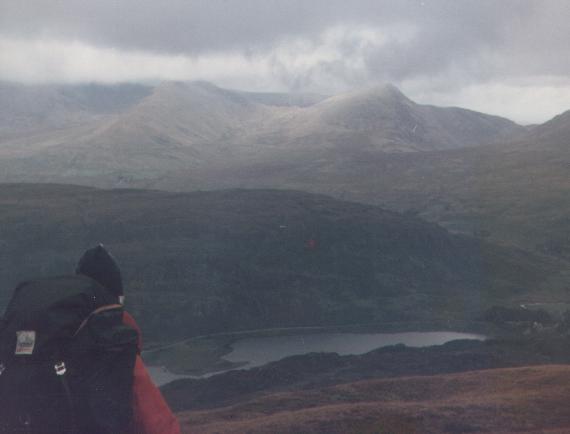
[0,184,564,342]
[174,362,570,433]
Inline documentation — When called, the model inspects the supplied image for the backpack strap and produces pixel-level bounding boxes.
[53,359,79,434]
[73,304,123,337]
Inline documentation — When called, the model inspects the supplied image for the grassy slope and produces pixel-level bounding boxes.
[177,364,570,434]
[157,115,569,262]
[0,184,564,342]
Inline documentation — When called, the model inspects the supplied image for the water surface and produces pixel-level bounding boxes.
[224,331,484,370]
[150,331,484,386]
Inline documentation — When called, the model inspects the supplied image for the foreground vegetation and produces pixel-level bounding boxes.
[175,364,570,434]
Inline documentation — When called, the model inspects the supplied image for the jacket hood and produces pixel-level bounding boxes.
[76,244,123,296]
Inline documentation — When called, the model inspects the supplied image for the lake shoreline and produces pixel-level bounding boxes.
[144,320,496,384]
[161,332,570,414]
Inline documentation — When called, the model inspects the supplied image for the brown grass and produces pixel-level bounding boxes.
[177,365,570,433]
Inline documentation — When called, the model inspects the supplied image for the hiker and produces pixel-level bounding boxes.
[76,244,182,434]
[0,245,181,434]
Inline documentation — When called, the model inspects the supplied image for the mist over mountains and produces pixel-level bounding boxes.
[3,3,570,431]
[0,82,153,139]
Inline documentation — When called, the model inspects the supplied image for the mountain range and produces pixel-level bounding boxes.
[1,81,568,265]
[0,80,524,186]
[0,82,570,257]
[3,81,570,433]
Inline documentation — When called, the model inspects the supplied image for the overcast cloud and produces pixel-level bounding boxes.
[1,0,570,123]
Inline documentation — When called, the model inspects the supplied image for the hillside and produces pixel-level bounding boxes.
[0,81,152,139]
[174,364,570,434]
[277,84,522,152]
[366,118,570,258]
[0,81,524,187]
[0,184,561,342]
[158,107,570,261]
[3,83,561,260]
[1,82,565,260]
[162,335,570,411]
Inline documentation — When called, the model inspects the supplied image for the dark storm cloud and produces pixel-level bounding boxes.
[0,1,536,53]
[1,0,570,122]
[0,0,340,54]
[2,0,568,83]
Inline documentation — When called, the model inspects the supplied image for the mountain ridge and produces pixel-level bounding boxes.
[1,82,567,260]
[0,81,526,186]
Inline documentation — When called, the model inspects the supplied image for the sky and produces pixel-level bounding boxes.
[1,0,570,124]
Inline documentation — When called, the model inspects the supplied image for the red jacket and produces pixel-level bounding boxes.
[123,312,181,434]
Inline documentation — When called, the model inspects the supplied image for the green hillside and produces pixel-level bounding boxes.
[0,184,564,342]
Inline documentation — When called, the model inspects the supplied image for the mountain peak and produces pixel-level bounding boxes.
[543,109,570,126]
[320,84,412,110]
[352,83,410,102]
[372,83,408,99]
[527,108,570,144]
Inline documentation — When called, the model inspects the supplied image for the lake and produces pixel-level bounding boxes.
[222,331,485,370]
[149,330,485,386]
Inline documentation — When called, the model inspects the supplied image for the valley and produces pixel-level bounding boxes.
[3,184,561,343]
[163,331,570,433]
[1,80,569,434]
[2,81,567,262]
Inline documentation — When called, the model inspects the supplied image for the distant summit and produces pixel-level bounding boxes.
[0,80,530,187]
[527,109,570,144]
[355,83,411,101]
[0,81,152,139]
[284,83,522,152]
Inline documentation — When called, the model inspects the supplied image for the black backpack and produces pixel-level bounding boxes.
[0,275,138,434]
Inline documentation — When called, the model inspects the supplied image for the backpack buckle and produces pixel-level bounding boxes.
[54,361,67,376]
